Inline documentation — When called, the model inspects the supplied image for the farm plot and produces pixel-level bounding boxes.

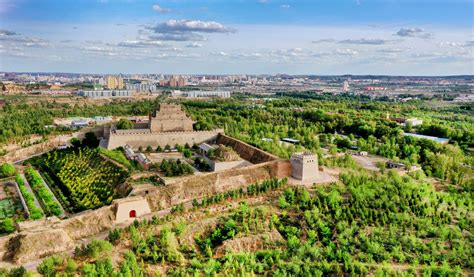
[0,198,22,219]
[30,147,130,212]
[25,168,62,217]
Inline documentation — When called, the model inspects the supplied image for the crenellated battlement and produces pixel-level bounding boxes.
[110,128,224,136]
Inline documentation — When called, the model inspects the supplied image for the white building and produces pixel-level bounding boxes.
[343,81,349,92]
[94,116,113,125]
[405,118,423,127]
[187,90,232,98]
[71,120,89,128]
[126,83,157,92]
[113,196,151,224]
[78,90,132,98]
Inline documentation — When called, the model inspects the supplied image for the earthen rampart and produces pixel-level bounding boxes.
[216,134,279,164]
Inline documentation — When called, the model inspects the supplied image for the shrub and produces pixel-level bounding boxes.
[99,148,133,170]
[37,255,62,276]
[160,159,194,177]
[86,240,113,259]
[107,229,122,244]
[1,218,15,233]
[0,163,16,177]
[116,118,133,130]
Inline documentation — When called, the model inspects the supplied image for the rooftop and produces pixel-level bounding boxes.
[403,133,449,143]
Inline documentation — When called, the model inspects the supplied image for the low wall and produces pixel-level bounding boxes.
[106,129,223,150]
[0,126,104,164]
[216,134,279,164]
[7,182,30,218]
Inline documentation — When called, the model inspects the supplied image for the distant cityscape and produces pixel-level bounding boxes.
[1,72,473,102]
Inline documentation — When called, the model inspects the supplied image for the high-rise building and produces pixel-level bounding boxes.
[159,76,187,87]
[105,76,124,90]
[343,80,349,92]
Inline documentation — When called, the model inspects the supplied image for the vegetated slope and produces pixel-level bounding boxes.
[31,172,472,276]
[24,167,62,216]
[29,147,129,212]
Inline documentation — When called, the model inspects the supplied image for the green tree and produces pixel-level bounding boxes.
[116,118,133,130]
[82,132,99,148]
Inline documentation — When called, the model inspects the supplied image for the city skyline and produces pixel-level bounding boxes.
[0,0,473,75]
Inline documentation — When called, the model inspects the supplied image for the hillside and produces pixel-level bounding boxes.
[5,170,470,276]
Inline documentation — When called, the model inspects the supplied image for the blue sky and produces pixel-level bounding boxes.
[0,0,473,75]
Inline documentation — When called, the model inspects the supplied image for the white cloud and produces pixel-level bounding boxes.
[110,40,166,48]
[148,19,236,34]
[395,27,431,39]
[334,48,359,56]
[339,38,396,45]
[149,33,206,41]
[152,4,171,13]
[0,29,17,36]
[143,19,236,42]
[186,42,203,48]
[0,32,50,48]
[464,40,474,47]
[313,38,397,45]
[376,48,406,53]
[312,39,336,44]
[436,42,460,47]
[280,4,290,9]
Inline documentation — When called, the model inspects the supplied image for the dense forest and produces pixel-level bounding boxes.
[0,95,472,186]
[182,98,473,187]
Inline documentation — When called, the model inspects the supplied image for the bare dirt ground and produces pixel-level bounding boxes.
[351,154,386,171]
[146,152,184,163]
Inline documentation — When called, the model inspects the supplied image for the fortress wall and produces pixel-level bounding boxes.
[145,160,291,211]
[106,129,224,150]
[271,160,293,179]
[57,205,116,240]
[216,134,279,164]
[76,126,105,140]
[134,122,149,129]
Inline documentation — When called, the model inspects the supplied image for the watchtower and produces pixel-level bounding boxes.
[290,152,319,180]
